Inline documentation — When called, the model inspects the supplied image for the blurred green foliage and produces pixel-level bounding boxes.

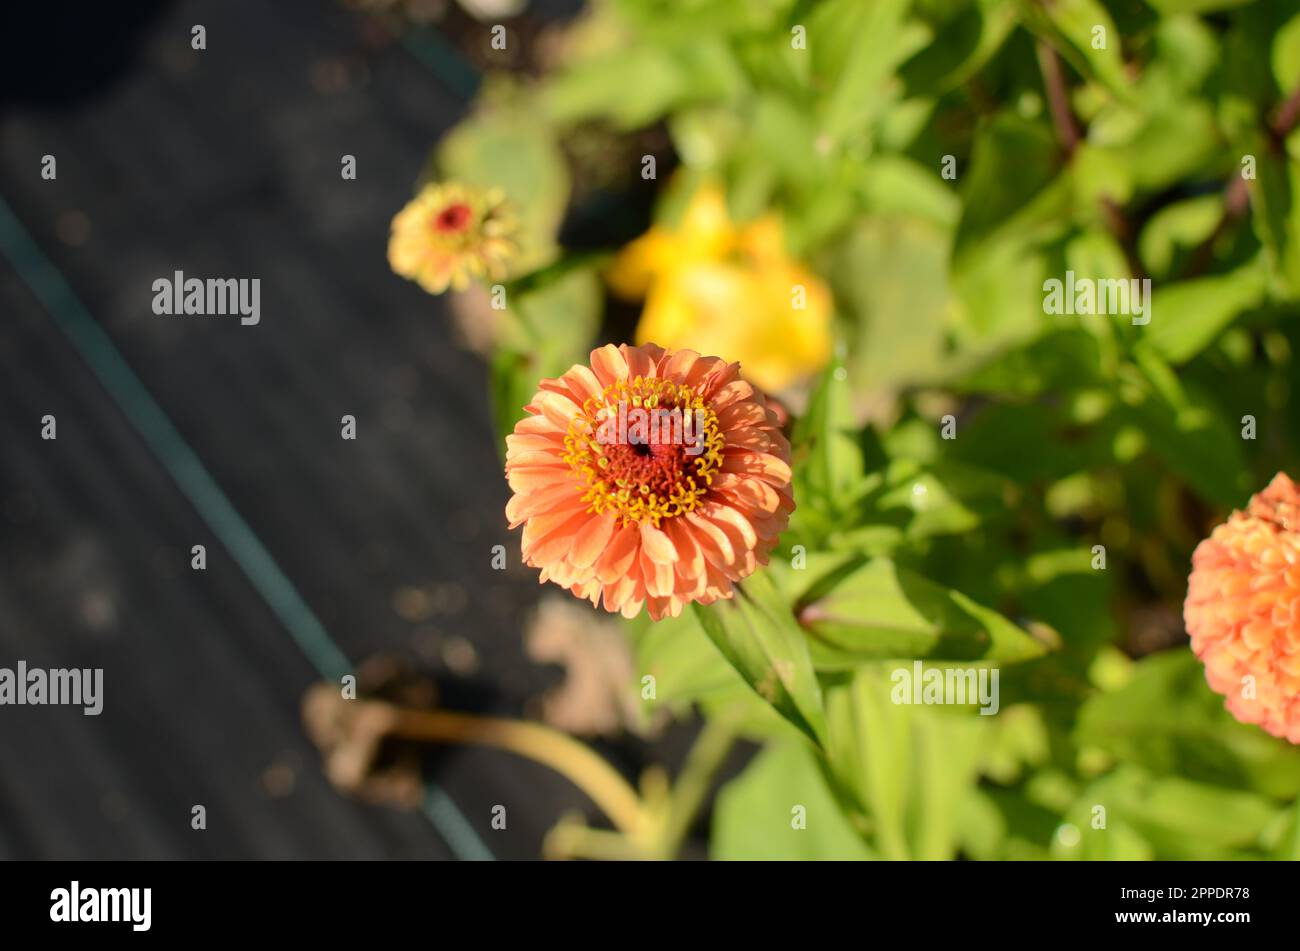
[443,0,1300,858]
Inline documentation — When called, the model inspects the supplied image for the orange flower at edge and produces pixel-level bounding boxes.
[504,343,795,621]
[1185,471,1300,743]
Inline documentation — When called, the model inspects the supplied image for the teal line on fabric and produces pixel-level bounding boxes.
[0,196,493,862]
[424,785,493,861]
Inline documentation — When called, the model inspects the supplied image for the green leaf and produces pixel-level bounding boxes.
[488,265,601,441]
[1055,816,1154,860]
[947,399,1109,484]
[900,0,1018,94]
[1274,12,1300,93]
[1248,134,1300,298]
[749,96,824,188]
[976,704,1052,785]
[712,741,874,860]
[790,356,864,514]
[854,155,961,228]
[981,785,1063,859]
[955,788,1010,860]
[1076,650,1300,800]
[1060,767,1279,859]
[1222,4,1293,108]
[630,610,798,739]
[797,557,1048,667]
[500,261,603,358]
[631,610,740,710]
[955,113,1066,257]
[1141,261,1268,364]
[692,569,829,747]
[1276,796,1300,860]
[825,458,1013,548]
[542,40,746,130]
[831,215,952,392]
[1116,361,1250,506]
[1020,0,1132,101]
[1150,15,1220,94]
[950,233,1052,348]
[1145,0,1252,14]
[489,348,540,454]
[1015,547,1116,664]
[1137,194,1222,279]
[1095,99,1220,192]
[824,666,986,859]
[958,328,1104,397]
[810,0,926,143]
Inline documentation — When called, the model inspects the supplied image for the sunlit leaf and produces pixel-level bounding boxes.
[797,558,1048,667]
[693,569,829,746]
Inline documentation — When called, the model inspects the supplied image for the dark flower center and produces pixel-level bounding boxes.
[434,202,473,234]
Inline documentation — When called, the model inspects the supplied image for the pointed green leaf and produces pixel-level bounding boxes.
[692,569,828,747]
[798,558,1048,667]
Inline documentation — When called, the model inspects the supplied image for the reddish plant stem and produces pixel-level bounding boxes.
[1036,40,1080,158]
[1272,85,1300,143]
[1188,81,1300,277]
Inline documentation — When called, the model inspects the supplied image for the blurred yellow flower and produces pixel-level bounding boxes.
[607,182,832,392]
[388,181,516,294]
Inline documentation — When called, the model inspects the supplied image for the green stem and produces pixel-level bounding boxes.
[651,714,740,860]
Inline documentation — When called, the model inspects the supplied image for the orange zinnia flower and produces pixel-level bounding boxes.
[1184,472,1300,743]
[505,343,795,621]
